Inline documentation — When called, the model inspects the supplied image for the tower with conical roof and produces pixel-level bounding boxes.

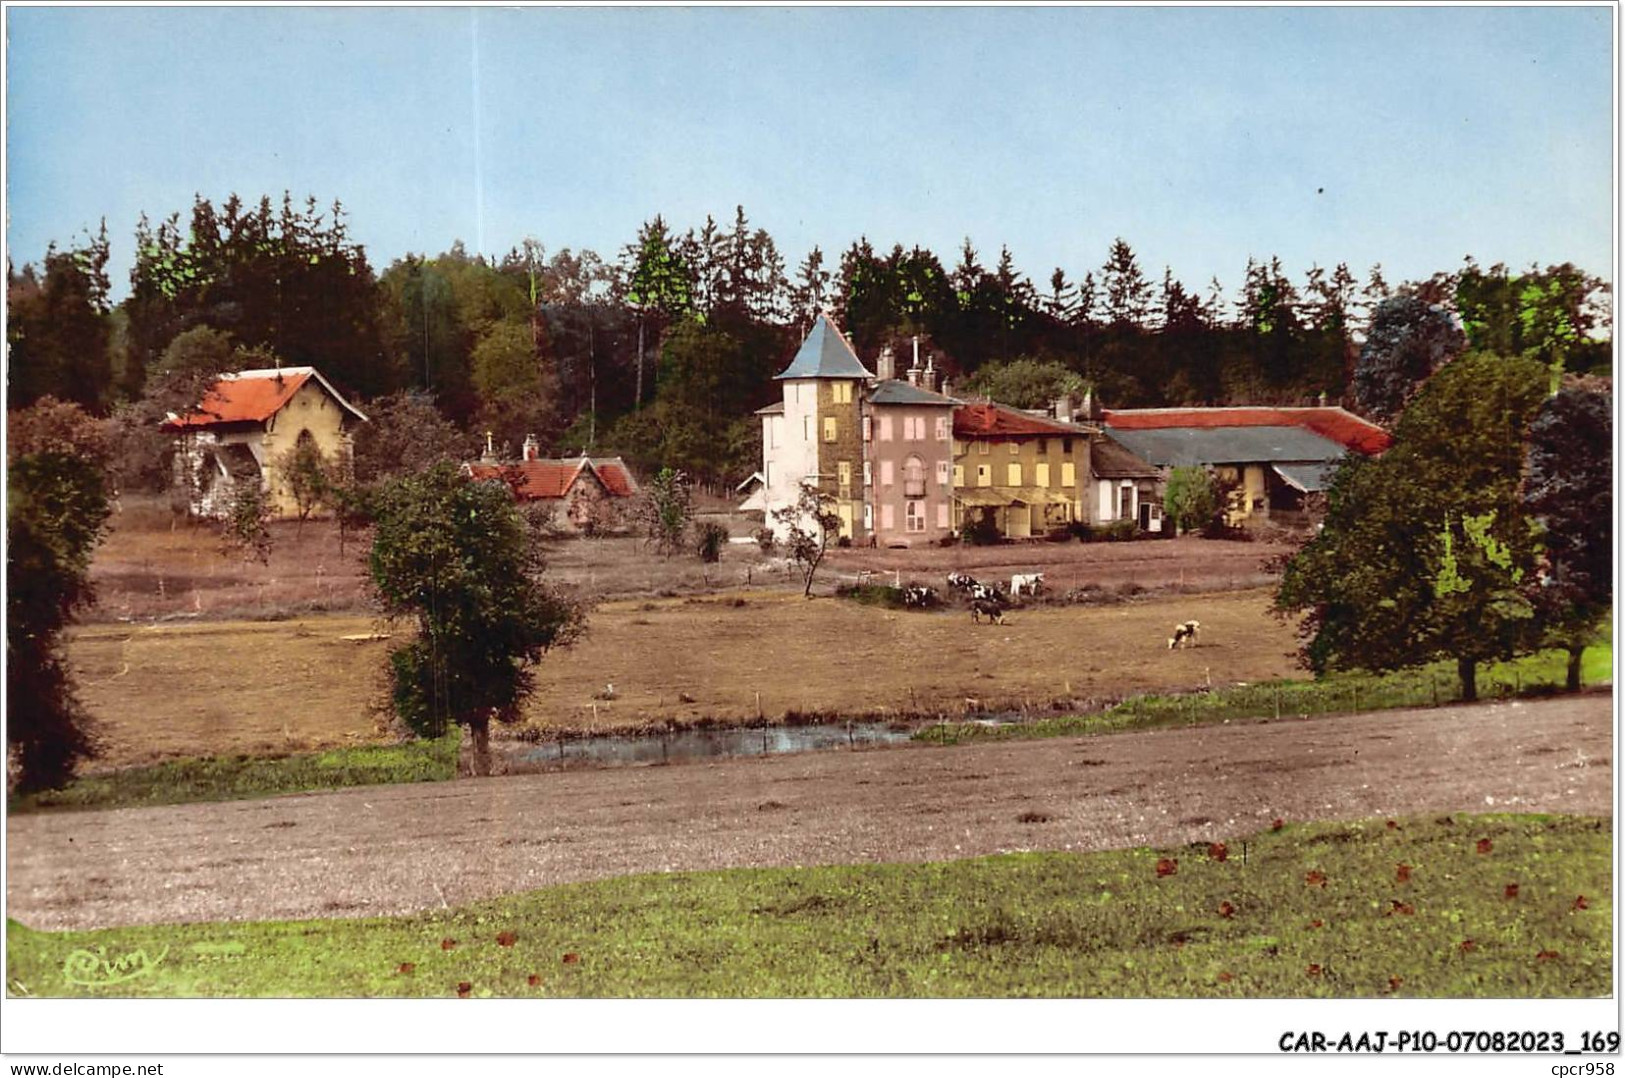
[758,315,873,543]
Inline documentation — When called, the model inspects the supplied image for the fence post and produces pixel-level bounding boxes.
[1274,685,1281,720]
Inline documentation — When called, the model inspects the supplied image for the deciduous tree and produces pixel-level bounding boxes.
[368,462,582,775]
[1277,352,1548,700]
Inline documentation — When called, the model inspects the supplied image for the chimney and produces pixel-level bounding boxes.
[941,377,953,400]
[924,356,937,392]
[1054,393,1075,422]
[877,345,896,382]
[481,431,496,464]
[522,434,540,462]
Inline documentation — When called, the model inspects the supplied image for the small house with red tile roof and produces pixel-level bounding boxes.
[161,365,367,518]
[1102,406,1391,526]
[465,440,639,535]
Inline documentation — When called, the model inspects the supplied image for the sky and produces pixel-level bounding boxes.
[4,5,1616,304]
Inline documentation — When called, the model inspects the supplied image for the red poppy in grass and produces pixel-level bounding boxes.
[1218,900,1236,919]
[1504,883,1519,900]
[1396,863,1412,884]
[527,974,541,987]
[1476,838,1493,854]
[1156,857,1178,877]
[1574,895,1590,911]
[1208,842,1228,862]
[440,939,457,951]
[1305,869,1327,888]
[497,931,517,947]
[456,982,472,997]
[397,963,415,975]
[563,953,581,965]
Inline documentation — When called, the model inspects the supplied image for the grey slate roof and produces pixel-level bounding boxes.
[1271,462,1339,493]
[774,315,874,380]
[1093,435,1160,479]
[1104,424,1349,469]
[755,401,785,415]
[868,379,958,407]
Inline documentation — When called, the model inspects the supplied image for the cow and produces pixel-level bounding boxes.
[947,571,978,593]
[970,598,1006,625]
[1168,620,1201,649]
[1011,572,1045,598]
[970,581,1006,604]
[901,585,938,608]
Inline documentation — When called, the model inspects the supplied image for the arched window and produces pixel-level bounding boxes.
[903,455,926,497]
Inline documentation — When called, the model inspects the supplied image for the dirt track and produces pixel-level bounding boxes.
[7,693,1612,931]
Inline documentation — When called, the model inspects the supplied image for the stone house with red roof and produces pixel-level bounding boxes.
[950,400,1100,538]
[161,366,368,518]
[465,438,639,535]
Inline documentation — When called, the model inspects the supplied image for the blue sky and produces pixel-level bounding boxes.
[5,6,1615,302]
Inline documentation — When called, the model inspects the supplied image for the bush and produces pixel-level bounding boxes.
[753,526,776,554]
[835,583,905,608]
[962,515,1002,546]
[695,522,729,564]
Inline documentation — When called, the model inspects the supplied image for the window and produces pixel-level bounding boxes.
[823,417,838,442]
[904,456,926,497]
[953,464,965,486]
[976,464,991,487]
[906,500,926,532]
[1007,462,1022,486]
[862,415,872,440]
[1035,462,1051,487]
[881,503,895,530]
[953,439,964,456]
[880,459,894,486]
[936,460,951,486]
[832,382,852,404]
[838,460,852,491]
[1038,439,1048,456]
[935,416,949,440]
[863,460,872,486]
[803,417,812,441]
[1119,483,1135,522]
[1062,437,1073,454]
[977,440,990,455]
[1061,461,1077,488]
[864,503,873,529]
[903,416,924,440]
[937,503,950,529]
[1008,441,1019,455]
[879,416,893,441]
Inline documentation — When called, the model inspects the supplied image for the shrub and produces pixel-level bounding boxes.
[695,522,729,564]
[962,515,1002,546]
[753,526,776,554]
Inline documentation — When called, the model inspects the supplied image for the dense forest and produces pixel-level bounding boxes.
[6,193,1611,491]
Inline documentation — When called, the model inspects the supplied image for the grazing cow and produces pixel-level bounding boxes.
[947,571,978,593]
[901,585,938,608]
[970,598,1006,625]
[1011,572,1045,598]
[970,581,1006,604]
[1167,620,1201,649]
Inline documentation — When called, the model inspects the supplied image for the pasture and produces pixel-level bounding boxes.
[65,587,1302,769]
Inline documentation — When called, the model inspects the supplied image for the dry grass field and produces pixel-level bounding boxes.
[66,587,1303,770]
[87,497,1292,621]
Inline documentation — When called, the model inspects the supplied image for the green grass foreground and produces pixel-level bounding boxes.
[8,732,459,815]
[7,813,1610,998]
[920,636,1613,745]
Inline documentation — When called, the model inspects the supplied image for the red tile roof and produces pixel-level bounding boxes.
[953,401,1091,439]
[1102,407,1392,455]
[160,366,368,431]
[467,457,638,501]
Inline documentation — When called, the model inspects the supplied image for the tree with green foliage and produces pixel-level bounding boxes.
[128,194,394,400]
[773,484,842,598]
[7,225,114,411]
[632,466,694,557]
[276,432,333,535]
[7,399,114,792]
[621,216,694,408]
[351,390,477,486]
[695,521,729,583]
[221,478,274,564]
[963,357,1084,410]
[1523,385,1612,690]
[1352,294,1465,421]
[1277,352,1548,701]
[1162,466,1220,535]
[471,318,558,450]
[368,462,582,775]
